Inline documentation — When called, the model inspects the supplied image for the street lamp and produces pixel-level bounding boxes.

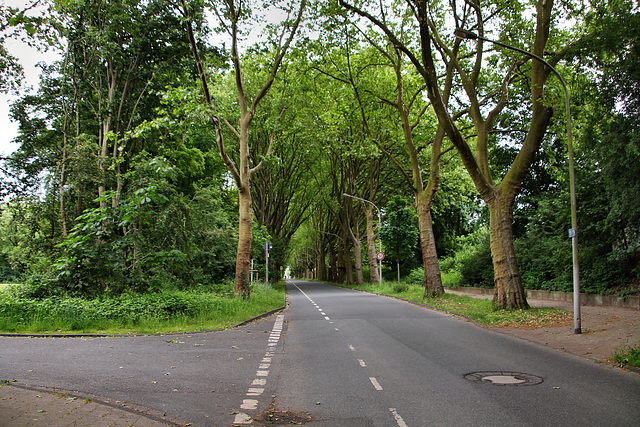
[343,193,383,285]
[455,28,581,334]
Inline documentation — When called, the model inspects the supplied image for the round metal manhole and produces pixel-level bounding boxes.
[464,371,543,386]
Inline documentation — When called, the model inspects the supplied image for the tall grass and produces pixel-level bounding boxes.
[0,284,285,335]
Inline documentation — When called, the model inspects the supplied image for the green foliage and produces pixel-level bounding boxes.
[380,196,419,277]
[404,267,424,286]
[52,188,183,296]
[440,229,494,289]
[0,285,286,334]
[612,341,640,368]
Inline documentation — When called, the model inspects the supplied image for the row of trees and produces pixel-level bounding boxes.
[1,0,638,308]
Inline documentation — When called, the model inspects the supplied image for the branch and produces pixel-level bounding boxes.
[182,0,240,183]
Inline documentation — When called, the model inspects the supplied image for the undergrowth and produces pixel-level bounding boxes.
[613,341,640,368]
[0,283,285,335]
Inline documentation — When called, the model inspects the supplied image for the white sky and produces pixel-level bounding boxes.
[0,39,59,156]
[1,0,61,156]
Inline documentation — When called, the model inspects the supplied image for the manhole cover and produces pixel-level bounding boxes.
[464,371,543,386]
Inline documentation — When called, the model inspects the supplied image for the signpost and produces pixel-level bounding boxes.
[263,242,273,301]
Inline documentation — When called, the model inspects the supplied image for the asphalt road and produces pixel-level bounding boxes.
[267,280,640,427]
[1,280,640,426]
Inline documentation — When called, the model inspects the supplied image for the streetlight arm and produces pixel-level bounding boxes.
[343,193,380,212]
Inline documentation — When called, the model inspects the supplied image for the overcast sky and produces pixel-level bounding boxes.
[1,0,61,156]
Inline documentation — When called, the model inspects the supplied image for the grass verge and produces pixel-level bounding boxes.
[340,282,572,330]
[0,284,286,335]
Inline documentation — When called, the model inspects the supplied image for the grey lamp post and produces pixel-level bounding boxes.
[455,28,581,334]
[343,193,383,285]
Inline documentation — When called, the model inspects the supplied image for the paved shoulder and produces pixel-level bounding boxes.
[0,384,172,426]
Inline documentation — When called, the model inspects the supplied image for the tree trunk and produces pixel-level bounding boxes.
[235,181,253,299]
[318,244,327,280]
[344,241,354,285]
[365,207,380,284]
[416,189,444,297]
[352,236,364,285]
[336,241,345,283]
[329,247,337,282]
[488,195,529,310]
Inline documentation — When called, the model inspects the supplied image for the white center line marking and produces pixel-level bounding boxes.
[240,399,259,410]
[389,408,409,427]
[246,388,264,396]
[234,413,252,424]
[358,359,367,368]
[369,377,383,391]
[349,345,356,351]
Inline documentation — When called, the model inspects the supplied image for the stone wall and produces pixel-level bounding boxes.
[446,287,640,310]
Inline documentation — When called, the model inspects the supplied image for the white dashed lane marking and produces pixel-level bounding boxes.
[292,284,411,426]
[233,314,285,425]
[390,408,409,427]
[369,377,383,391]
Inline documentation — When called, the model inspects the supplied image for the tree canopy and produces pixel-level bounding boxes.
[1,0,639,304]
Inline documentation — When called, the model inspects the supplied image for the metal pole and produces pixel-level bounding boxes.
[455,29,581,333]
[343,193,383,285]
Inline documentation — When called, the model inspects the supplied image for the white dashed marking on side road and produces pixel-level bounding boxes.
[389,408,409,427]
[369,377,383,391]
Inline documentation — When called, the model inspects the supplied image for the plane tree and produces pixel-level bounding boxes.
[182,0,307,298]
[339,0,579,308]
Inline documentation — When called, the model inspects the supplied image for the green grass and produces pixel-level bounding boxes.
[0,284,286,335]
[612,341,640,368]
[340,281,572,329]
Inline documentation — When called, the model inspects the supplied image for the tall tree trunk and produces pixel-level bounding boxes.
[236,180,253,299]
[344,241,354,285]
[329,247,337,282]
[488,194,529,309]
[59,131,68,237]
[365,207,380,284]
[416,194,444,297]
[318,244,327,280]
[351,235,364,285]
[337,241,345,283]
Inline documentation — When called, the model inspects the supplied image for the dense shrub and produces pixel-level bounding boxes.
[441,229,494,288]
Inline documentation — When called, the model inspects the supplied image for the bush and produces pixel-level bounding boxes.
[442,228,494,288]
[404,267,424,285]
